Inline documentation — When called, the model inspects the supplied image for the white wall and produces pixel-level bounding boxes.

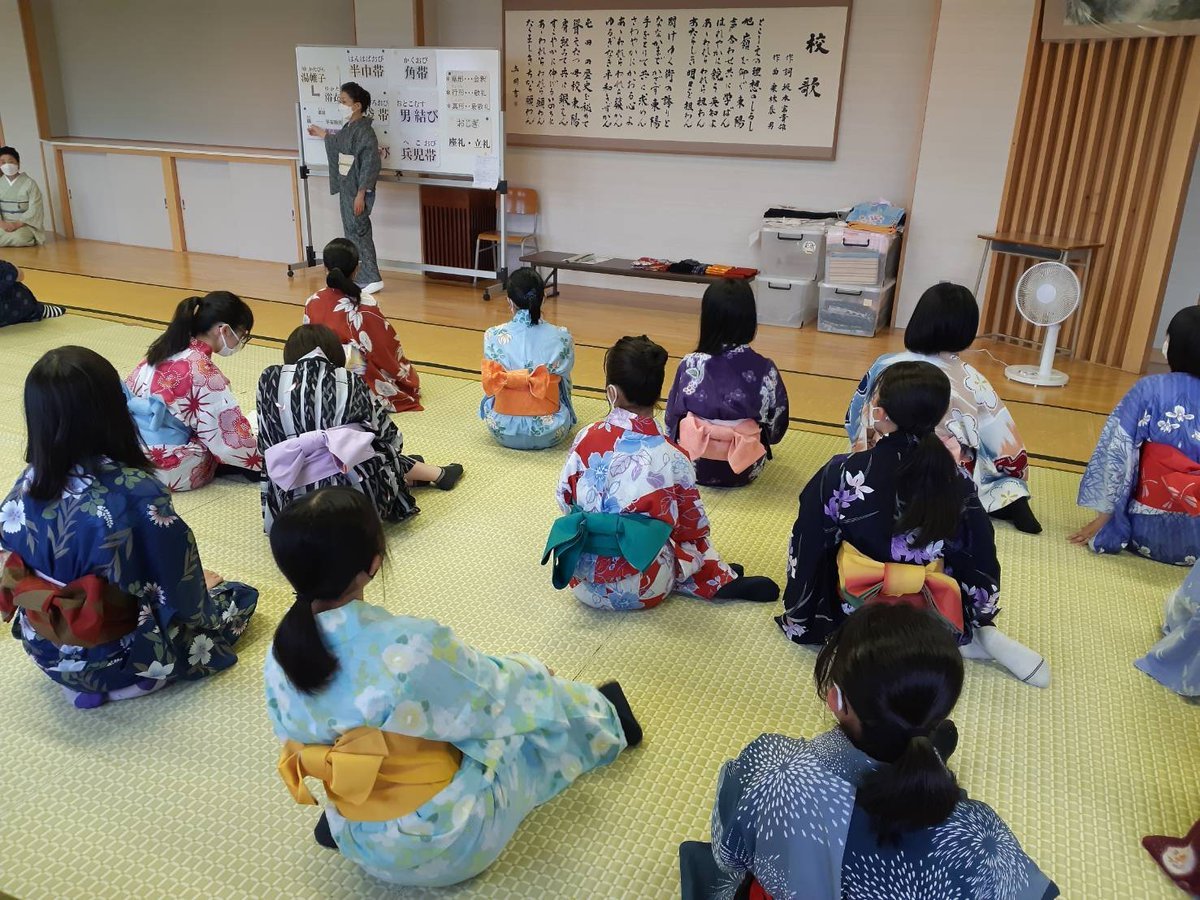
[1155,150,1200,347]
[433,0,938,296]
[34,0,356,149]
[0,0,48,194]
[896,0,1035,324]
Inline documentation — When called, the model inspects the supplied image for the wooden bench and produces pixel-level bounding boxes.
[514,250,743,300]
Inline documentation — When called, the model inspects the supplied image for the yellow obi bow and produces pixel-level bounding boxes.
[837,541,964,634]
[481,359,561,416]
[278,726,463,822]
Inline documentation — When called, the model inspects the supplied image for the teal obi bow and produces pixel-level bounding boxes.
[541,508,673,590]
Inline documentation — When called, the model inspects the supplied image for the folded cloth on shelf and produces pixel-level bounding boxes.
[763,207,843,221]
[668,259,702,274]
[847,200,906,229]
[724,267,758,279]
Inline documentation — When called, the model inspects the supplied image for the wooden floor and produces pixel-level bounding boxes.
[4,238,1141,466]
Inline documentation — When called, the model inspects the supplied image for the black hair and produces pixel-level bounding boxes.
[876,361,960,545]
[814,604,964,841]
[0,146,19,164]
[696,279,757,355]
[23,346,153,501]
[605,335,669,408]
[1166,305,1200,378]
[340,82,371,113]
[284,324,347,367]
[146,291,254,365]
[269,487,387,695]
[507,267,545,325]
[903,282,980,355]
[322,237,362,304]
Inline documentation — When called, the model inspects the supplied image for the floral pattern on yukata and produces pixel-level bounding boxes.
[1078,373,1200,565]
[304,288,422,413]
[665,345,790,487]
[263,600,625,887]
[556,407,736,610]
[0,461,256,694]
[480,309,577,450]
[126,340,261,492]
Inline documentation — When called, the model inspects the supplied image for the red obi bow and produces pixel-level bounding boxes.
[837,542,964,634]
[481,359,561,416]
[0,552,137,647]
[1138,442,1200,515]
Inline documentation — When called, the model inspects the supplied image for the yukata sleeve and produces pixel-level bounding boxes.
[549,329,577,421]
[19,179,44,232]
[255,371,278,456]
[779,462,841,634]
[556,431,587,514]
[669,462,736,598]
[664,362,687,441]
[1078,386,1145,514]
[765,363,790,445]
[710,746,756,876]
[357,378,404,453]
[198,376,262,472]
[323,129,342,195]
[944,482,1002,629]
[357,126,381,193]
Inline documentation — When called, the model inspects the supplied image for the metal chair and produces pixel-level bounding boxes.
[473,187,540,286]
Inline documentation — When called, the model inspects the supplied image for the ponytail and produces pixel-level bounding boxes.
[146,296,203,365]
[322,237,362,304]
[272,595,339,694]
[506,267,545,325]
[895,431,961,545]
[856,733,961,842]
[146,291,254,366]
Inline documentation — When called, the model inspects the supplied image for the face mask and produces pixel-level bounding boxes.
[216,325,243,357]
[0,163,17,178]
[338,104,354,121]
[606,385,618,410]
[832,684,845,713]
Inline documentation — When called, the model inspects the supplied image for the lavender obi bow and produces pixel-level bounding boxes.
[264,425,378,490]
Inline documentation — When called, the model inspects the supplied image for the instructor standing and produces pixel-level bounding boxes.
[307,82,384,294]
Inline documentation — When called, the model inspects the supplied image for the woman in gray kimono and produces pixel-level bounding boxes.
[306,82,384,295]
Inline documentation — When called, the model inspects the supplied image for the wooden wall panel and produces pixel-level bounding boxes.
[983,9,1200,372]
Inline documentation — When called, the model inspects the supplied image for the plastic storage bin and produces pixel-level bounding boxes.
[817,280,896,337]
[755,276,818,328]
[758,223,826,282]
[824,228,900,286]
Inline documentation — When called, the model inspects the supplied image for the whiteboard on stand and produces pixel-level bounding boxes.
[296,46,502,178]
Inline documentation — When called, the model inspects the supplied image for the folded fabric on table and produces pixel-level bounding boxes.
[763,206,843,221]
[724,267,758,279]
[668,259,702,274]
[632,257,671,271]
[705,265,733,277]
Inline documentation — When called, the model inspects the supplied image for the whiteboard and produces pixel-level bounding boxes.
[296,46,502,177]
[503,3,850,159]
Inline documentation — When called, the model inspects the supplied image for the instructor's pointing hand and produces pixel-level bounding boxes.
[307,124,328,139]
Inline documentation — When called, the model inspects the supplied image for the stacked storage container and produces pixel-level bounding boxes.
[752,220,825,328]
[818,225,902,337]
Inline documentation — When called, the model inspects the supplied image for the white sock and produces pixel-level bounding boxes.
[975,625,1050,688]
[959,638,991,660]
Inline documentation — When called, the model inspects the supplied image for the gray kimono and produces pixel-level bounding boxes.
[324,117,382,284]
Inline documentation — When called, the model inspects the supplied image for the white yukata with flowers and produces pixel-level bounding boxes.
[263,600,627,887]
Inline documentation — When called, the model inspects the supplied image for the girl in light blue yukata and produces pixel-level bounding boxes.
[1136,564,1200,698]
[1071,307,1200,565]
[480,268,577,450]
[264,487,640,888]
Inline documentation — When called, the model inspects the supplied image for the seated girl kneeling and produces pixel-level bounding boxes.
[545,335,779,610]
[1,347,257,709]
[480,267,577,450]
[264,487,641,887]
[257,325,462,532]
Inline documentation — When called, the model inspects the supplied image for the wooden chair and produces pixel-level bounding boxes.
[473,187,540,285]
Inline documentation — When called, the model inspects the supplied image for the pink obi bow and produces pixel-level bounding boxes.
[677,414,766,474]
[265,425,378,491]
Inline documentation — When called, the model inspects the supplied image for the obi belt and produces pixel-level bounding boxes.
[837,541,963,634]
[279,726,463,822]
[125,388,192,447]
[264,424,378,491]
[541,508,674,590]
[1138,442,1200,516]
[677,413,767,474]
[481,359,561,416]
[0,552,137,647]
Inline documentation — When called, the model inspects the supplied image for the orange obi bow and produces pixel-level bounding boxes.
[677,414,766,474]
[1138,442,1200,516]
[837,542,963,634]
[0,552,137,648]
[278,726,463,822]
[481,359,561,416]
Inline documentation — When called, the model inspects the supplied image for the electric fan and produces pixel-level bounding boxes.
[1004,261,1080,388]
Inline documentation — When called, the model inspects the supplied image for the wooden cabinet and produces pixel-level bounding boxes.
[60,150,172,249]
[177,159,298,263]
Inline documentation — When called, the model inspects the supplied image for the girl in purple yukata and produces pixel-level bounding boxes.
[665,280,790,487]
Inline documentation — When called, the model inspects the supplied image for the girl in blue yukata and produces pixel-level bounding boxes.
[681,604,1058,899]
[480,267,577,450]
[0,347,257,709]
[263,486,641,887]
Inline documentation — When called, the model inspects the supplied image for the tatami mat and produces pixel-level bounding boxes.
[0,316,1195,900]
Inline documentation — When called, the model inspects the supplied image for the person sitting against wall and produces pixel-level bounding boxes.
[0,260,65,327]
[0,146,45,247]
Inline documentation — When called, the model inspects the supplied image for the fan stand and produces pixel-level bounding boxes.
[1005,322,1070,387]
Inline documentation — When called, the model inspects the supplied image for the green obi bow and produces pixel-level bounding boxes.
[541,508,674,590]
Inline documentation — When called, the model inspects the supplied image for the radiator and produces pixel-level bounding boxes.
[419,185,496,282]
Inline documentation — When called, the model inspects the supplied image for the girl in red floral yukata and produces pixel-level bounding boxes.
[304,238,422,413]
[126,291,262,492]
